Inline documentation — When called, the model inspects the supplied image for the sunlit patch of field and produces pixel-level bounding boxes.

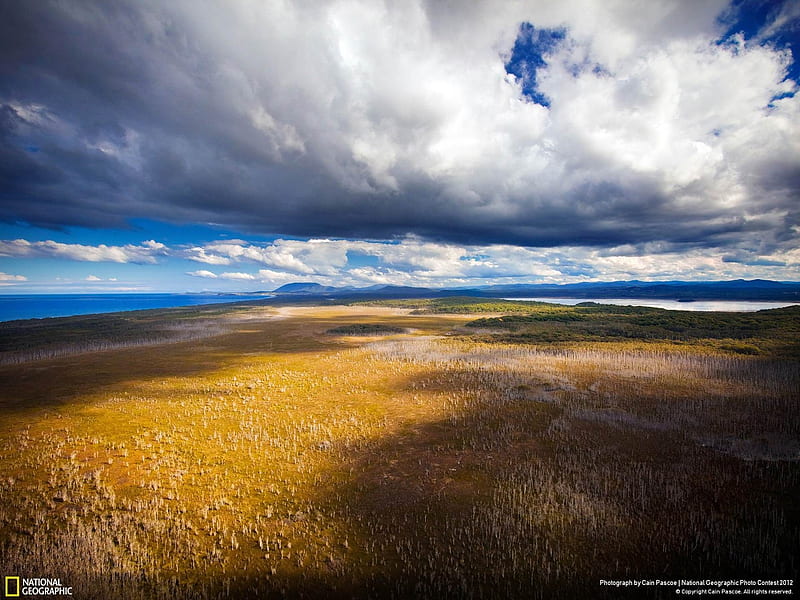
[0,305,797,599]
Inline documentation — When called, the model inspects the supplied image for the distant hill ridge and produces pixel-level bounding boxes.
[269,280,800,302]
[272,282,440,297]
[272,282,339,294]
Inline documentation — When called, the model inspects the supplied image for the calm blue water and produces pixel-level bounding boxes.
[0,293,273,322]
[502,297,799,312]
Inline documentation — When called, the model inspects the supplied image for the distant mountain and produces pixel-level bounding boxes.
[271,283,439,298]
[267,280,800,301]
[272,282,340,294]
[473,280,800,301]
[363,285,436,297]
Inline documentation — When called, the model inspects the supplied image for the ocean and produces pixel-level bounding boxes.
[0,293,272,322]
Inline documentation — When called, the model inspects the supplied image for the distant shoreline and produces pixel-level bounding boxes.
[2,291,799,323]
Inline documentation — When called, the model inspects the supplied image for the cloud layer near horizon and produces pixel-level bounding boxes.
[0,0,799,279]
[3,236,797,289]
[182,237,800,288]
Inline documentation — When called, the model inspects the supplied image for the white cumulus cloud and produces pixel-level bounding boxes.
[0,239,168,264]
[187,270,218,278]
[0,272,27,282]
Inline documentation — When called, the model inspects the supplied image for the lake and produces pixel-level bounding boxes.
[501,297,799,312]
[0,293,273,322]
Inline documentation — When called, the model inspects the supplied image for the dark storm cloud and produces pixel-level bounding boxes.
[0,0,798,252]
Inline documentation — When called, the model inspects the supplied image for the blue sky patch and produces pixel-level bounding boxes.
[717,0,800,84]
[345,251,380,268]
[504,23,567,107]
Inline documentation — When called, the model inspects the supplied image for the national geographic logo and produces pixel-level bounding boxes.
[4,577,72,597]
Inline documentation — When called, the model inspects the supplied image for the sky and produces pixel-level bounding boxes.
[0,0,799,293]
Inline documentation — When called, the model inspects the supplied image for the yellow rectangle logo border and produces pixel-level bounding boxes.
[5,576,20,597]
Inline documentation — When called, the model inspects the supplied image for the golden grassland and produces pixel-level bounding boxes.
[0,304,798,599]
